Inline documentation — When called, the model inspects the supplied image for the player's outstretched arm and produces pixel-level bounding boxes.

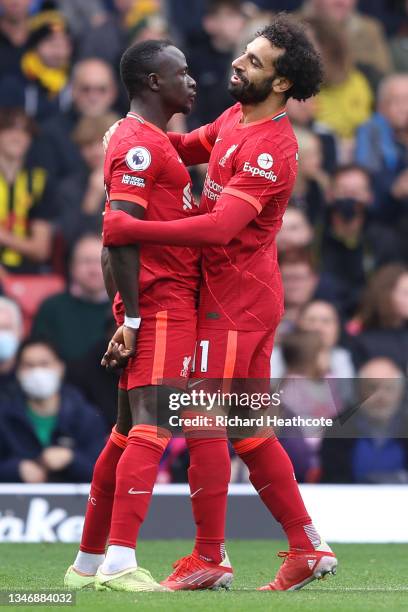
[103,192,258,248]
[107,200,144,359]
[168,109,227,166]
[168,129,212,166]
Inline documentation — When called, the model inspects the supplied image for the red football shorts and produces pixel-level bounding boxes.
[191,326,275,379]
[119,310,197,391]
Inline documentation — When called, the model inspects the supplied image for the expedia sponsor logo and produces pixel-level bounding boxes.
[243,161,277,182]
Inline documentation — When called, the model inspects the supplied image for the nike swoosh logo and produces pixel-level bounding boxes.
[257,483,271,494]
[215,137,222,142]
[128,489,150,495]
[190,487,203,498]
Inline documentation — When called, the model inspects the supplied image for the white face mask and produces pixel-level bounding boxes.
[0,331,19,363]
[18,367,61,400]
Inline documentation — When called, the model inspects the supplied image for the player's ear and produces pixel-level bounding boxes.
[273,76,292,95]
[147,72,160,92]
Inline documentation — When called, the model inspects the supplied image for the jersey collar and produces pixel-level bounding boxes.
[236,107,287,128]
[127,111,167,136]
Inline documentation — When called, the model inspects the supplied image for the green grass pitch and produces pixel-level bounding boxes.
[1,541,407,611]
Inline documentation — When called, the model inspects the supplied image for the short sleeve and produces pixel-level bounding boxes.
[223,138,298,214]
[199,105,237,153]
[108,140,165,209]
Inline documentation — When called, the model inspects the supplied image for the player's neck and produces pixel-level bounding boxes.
[129,100,169,132]
[240,97,286,124]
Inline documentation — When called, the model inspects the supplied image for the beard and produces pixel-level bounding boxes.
[228,73,275,104]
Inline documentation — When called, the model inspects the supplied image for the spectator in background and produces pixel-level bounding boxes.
[291,126,329,224]
[0,1,72,123]
[352,264,408,372]
[277,329,339,481]
[299,0,393,75]
[278,249,346,333]
[390,0,408,72]
[298,300,355,376]
[320,197,368,311]
[330,163,373,207]
[272,300,355,379]
[77,0,161,69]
[0,338,107,483]
[36,58,118,180]
[31,234,111,364]
[55,0,107,41]
[355,74,408,230]
[56,113,119,245]
[286,96,338,174]
[67,318,121,428]
[0,297,23,399]
[306,17,373,151]
[321,357,408,483]
[186,0,248,128]
[276,206,314,254]
[0,0,31,78]
[0,108,54,273]
[321,165,401,309]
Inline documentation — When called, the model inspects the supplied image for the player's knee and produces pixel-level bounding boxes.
[128,423,171,452]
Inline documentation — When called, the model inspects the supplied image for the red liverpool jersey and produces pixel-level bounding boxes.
[177,103,298,331]
[104,112,200,316]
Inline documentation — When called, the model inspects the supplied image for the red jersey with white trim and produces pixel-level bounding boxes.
[104,112,200,317]
[175,103,298,331]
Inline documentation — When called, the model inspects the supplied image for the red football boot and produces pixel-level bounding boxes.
[259,542,337,591]
[162,552,233,591]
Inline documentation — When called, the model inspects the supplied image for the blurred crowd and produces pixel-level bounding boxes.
[0,0,407,486]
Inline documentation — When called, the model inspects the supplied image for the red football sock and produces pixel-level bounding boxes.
[234,437,318,551]
[109,425,170,548]
[186,437,230,564]
[80,427,127,554]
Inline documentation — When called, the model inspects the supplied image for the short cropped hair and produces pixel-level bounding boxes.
[120,39,173,100]
[257,14,323,101]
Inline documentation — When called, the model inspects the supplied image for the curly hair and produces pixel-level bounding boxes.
[257,14,323,101]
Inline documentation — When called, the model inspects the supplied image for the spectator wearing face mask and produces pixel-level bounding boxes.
[0,338,107,483]
[320,165,402,313]
[31,234,111,364]
[0,297,23,399]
